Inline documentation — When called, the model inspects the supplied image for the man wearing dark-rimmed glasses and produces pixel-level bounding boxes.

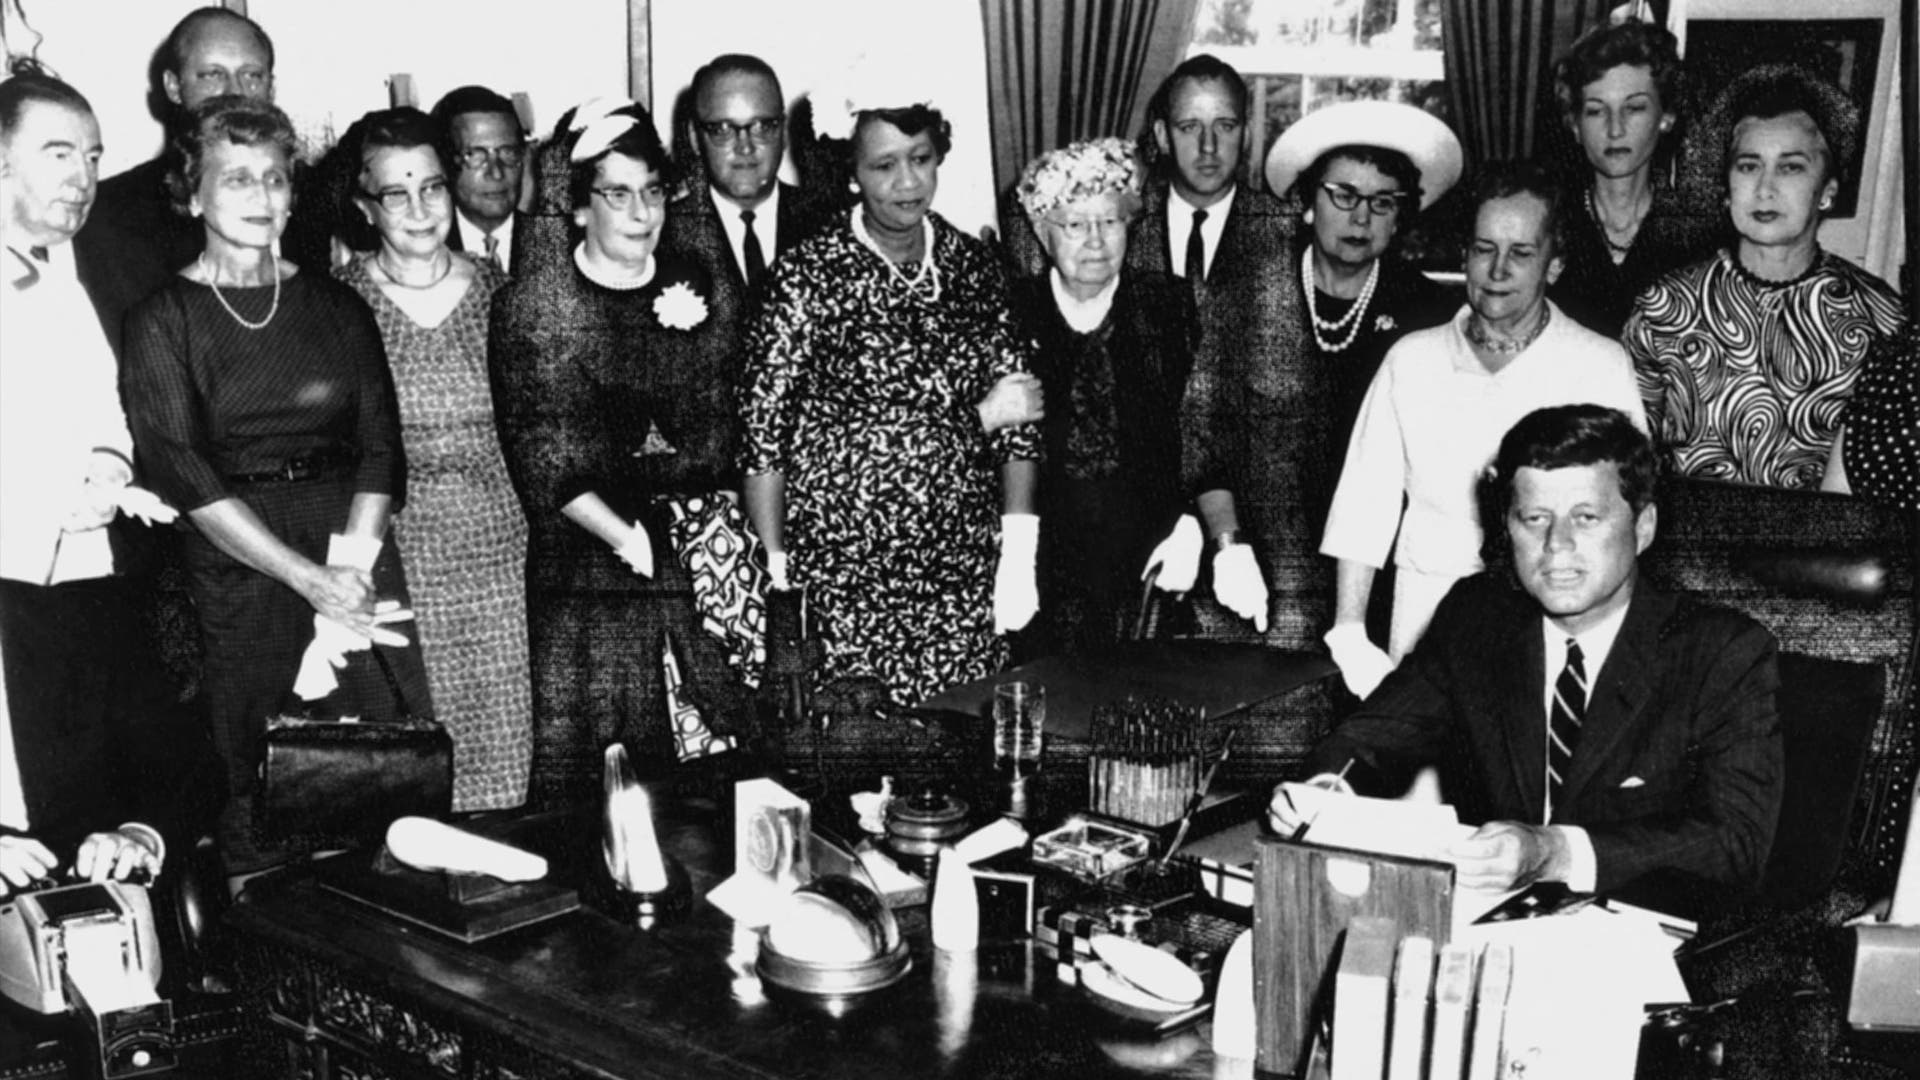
[430,85,527,274]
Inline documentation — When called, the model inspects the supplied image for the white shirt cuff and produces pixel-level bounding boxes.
[1553,825,1596,892]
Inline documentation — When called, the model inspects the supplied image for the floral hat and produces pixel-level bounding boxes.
[1017,137,1144,221]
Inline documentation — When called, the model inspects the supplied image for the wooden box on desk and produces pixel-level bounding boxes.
[1251,836,1455,1077]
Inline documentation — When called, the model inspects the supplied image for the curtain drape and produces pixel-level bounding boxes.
[979,0,1199,194]
[1441,0,1614,167]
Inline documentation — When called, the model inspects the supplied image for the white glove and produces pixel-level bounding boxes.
[115,486,179,525]
[1141,515,1202,593]
[615,520,653,578]
[766,550,792,591]
[293,535,408,700]
[1324,623,1395,700]
[1212,543,1269,632]
[993,513,1039,633]
[62,451,133,533]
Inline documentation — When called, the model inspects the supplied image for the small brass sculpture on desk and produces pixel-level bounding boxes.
[601,744,689,928]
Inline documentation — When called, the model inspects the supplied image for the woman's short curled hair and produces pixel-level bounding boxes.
[1554,20,1685,121]
[1717,63,1858,189]
[567,105,674,211]
[167,94,299,216]
[849,104,952,163]
[1465,159,1567,255]
[1017,137,1143,223]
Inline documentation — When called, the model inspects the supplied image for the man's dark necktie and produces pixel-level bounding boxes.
[1184,209,1208,286]
[741,209,767,288]
[482,233,503,272]
[1548,639,1587,815]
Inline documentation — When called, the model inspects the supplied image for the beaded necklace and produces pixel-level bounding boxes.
[375,249,454,289]
[852,208,940,302]
[1464,305,1551,356]
[1302,249,1379,353]
[199,253,280,331]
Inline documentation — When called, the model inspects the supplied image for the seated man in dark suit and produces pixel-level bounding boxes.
[1270,405,1783,913]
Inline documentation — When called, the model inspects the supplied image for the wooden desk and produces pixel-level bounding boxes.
[226,810,1232,1080]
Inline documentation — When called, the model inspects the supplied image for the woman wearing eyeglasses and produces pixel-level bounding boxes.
[1263,101,1462,467]
[123,96,431,872]
[1004,138,1262,655]
[490,101,751,804]
[329,108,531,812]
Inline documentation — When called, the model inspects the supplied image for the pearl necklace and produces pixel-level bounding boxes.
[199,253,280,331]
[1464,305,1551,356]
[375,249,453,289]
[851,208,940,302]
[1302,249,1379,353]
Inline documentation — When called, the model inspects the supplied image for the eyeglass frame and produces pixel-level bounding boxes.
[457,144,528,172]
[591,184,669,212]
[694,117,784,146]
[360,177,453,214]
[1045,214,1134,243]
[1318,182,1408,216]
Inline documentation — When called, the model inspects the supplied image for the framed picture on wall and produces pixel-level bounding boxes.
[1682,17,1883,219]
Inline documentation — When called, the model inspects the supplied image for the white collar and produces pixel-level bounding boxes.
[1049,269,1120,332]
[1541,589,1633,684]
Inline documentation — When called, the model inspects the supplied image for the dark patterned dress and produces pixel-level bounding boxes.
[740,211,1041,704]
[338,257,532,811]
[1841,326,1920,510]
[1626,249,1906,490]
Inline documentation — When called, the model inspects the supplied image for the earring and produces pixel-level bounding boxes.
[1303,207,1314,226]
[847,180,859,195]
[1820,197,1834,211]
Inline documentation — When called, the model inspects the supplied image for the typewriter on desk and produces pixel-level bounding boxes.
[0,881,175,1078]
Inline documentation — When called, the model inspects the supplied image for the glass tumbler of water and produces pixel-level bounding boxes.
[993,681,1045,765]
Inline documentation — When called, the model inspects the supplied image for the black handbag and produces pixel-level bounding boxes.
[255,646,452,849]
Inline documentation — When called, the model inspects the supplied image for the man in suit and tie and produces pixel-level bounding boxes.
[1270,405,1783,913]
[1,65,220,893]
[662,54,830,300]
[430,85,527,275]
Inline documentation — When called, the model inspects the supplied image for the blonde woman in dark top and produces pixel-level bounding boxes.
[124,96,429,873]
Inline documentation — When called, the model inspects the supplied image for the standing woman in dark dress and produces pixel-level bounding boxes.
[1008,137,1264,656]
[1260,101,1461,475]
[490,103,748,805]
[1549,20,1720,338]
[123,96,429,874]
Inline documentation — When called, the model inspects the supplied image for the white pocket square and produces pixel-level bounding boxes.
[1618,776,1646,789]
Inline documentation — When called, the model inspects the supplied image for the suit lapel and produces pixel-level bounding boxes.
[1490,600,1549,824]
[1561,586,1668,806]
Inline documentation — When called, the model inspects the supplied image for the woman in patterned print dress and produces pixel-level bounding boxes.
[1626,65,1905,490]
[335,109,531,812]
[741,101,1042,705]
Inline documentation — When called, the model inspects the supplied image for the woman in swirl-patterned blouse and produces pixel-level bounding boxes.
[1625,64,1904,490]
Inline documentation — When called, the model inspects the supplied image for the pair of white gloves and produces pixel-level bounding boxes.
[1138,515,1270,631]
[64,450,178,532]
[294,534,414,701]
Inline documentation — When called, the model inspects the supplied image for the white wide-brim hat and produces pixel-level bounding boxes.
[1264,100,1463,210]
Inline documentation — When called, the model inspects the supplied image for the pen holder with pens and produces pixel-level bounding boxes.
[1084,697,1212,829]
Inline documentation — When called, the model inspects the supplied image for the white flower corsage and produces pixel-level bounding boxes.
[654,282,709,330]
[1374,314,1397,332]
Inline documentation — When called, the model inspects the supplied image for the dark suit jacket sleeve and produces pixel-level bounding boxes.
[1584,618,1781,895]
